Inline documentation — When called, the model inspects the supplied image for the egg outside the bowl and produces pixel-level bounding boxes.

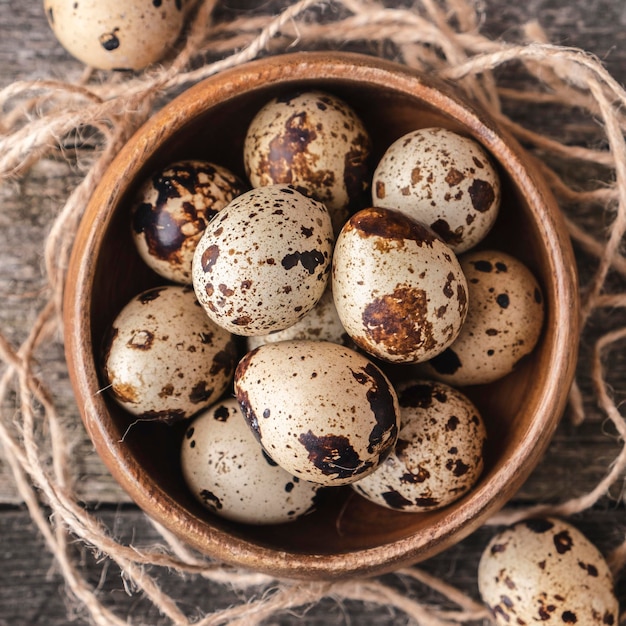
[44,0,189,71]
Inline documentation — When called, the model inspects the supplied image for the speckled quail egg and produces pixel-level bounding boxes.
[332,207,468,363]
[372,127,501,253]
[102,285,237,422]
[43,0,188,71]
[246,286,350,351]
[181,398,324,524]
[234,340,400,486]
[131,160,247,285]
[191,185,334,336]
[422,250,544,385]
[243,90,372,235]
[352,379,486,512]
[478,517,619,625]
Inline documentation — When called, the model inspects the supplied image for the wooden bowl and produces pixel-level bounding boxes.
[64,51,579,580]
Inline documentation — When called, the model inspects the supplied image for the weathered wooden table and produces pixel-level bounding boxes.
[1,1,625,624]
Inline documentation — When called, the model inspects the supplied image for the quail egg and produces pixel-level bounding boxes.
[372,127,500,253]
[44,0,188,71]
[244,90,372,234]
[246,286,350,351]
[102,285,237,422]
[234,340,400,486]
[181,398,324,524]
[478,517,619,625]
[423,249,544,385]
[191,185,334,336]
[352,379,486,512]
[332,207,468,363]
[131,160,247,284]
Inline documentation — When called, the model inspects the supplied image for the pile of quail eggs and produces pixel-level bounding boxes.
[102,89,546,526]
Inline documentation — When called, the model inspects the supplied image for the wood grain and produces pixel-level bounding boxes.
[1,0,625,623]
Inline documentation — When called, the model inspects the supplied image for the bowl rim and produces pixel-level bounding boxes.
[63,50,580,580]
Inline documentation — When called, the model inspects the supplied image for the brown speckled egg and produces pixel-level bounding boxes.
[131,160,247,285]
[181,398,323,524]
[352,379,486,512]
[246,286,350,351]
[478,517,619,625]
[44,0,188,71]
[423,250,544,385]
[332,207,468,364]
[243,90,372,235]
[372,127,501,253]
[234,340,400,486]
[191,185,334,336]
[102,285,237,423]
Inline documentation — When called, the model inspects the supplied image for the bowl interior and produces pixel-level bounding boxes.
[65,52,578,578]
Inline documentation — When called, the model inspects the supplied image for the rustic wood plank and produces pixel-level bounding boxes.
[0,505,623,626]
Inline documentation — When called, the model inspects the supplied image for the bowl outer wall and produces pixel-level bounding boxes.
[63,51,579,580]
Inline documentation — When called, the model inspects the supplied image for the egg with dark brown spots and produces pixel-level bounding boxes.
[332,207,468,364]
[102,285,237,423]
[44,0,188,71]
[181,398,323,524]
[243,90,372,235]
[423,250,544,385]
[352,379,486,512]
[131,160,247,284]
[372,127,500,253]
[234,340,400,486]
[191,185,334,336]
[478,517,619,625]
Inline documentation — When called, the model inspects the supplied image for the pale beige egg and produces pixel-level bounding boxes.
[234,340,400,486]
[44,0,188,70]
[478,517,619,625]
[131,160,247,285]
[102,285,237,422]
[372,127,500,253]
[246,286,350,351]
[332,207,468,364]
[191,185,334,336]
[243,90,371,235]
[352,379,486,512]
[181,398,324,524]
[422,250,544,385]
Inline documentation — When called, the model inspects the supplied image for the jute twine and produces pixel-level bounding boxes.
[1,0,625,623]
